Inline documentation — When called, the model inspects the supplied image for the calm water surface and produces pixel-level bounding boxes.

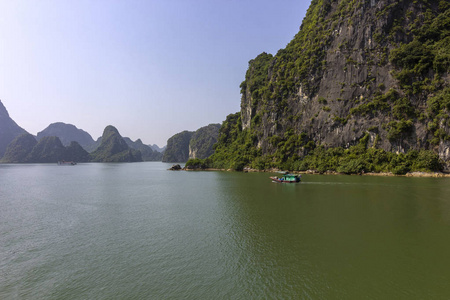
[1,162,450,299]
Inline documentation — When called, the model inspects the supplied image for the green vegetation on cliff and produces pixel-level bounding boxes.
[189,124,221,160]
[164,124,221,163]
[90,126,142,162]
[1,133,37,163]
[26,136,67,163]
[123,138,163,161]
[162,131,193,162]
[65,141,90,162]
[205,113,260,171]
[187,0,449,174]
[187,114,442,174]
[1,134,90,163]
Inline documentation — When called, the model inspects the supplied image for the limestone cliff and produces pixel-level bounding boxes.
[90,126,142,162]
[216,0,449,171]
[162,131,194,163]
[0,100,27,158]
[163,124,221,163]
[188,124,221,159]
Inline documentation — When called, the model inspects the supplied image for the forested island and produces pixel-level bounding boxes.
[1,0,449,175]
[186,0,450,175]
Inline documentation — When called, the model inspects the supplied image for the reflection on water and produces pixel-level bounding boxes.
[0,163,450,299]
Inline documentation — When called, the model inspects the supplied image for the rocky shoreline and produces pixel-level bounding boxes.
[178,165,450,177]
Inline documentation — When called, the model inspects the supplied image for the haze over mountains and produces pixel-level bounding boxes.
[0,100,168,163]
[1,0,448,172]
[150,144,166,153]
[37,122,95,149]
[0,101,27,157]
[0,99,219,164]
[1,133,90,163]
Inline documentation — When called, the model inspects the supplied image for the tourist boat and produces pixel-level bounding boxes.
[270,173,301,183]
[57,160,77,166]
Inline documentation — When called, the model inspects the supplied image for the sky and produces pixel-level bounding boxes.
[0,0,309,146]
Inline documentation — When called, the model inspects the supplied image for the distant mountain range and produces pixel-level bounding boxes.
[1,133,89,163]
[0,100,167,163]
[123,138,163,161]
[37,122,95,149]
[150,144,166,153]
[36,122,164,160]
[0,100,218,164]
[2,125,146,163]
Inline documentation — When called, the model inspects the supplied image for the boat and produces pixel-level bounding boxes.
[270,173,301,183]
[57,160,77,166]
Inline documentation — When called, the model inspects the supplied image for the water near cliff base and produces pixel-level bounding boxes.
[1,163,450,299]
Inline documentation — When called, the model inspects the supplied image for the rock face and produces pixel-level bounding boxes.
[37,122,95,150]
[169,164,182,170]
[0,100,28,158]
[123,138,163,161]
[163,124,221,163]
[26,136,67,163]
[162,131,194,162]
[189,124,221,159]
[218,0,449,168]
[64,141,90,162]
[1,133,37,163]
[90,126,142,162]
[85,137,103,153]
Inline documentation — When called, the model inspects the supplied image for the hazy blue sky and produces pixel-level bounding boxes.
[0,0,309,146]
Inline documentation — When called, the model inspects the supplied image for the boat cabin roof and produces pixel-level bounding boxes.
[271,173,300,182]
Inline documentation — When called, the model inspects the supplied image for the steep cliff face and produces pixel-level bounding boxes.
[0,100,28,158]
[162,131,194,162]
[90,126,142,162]
[37,122,95,149]
[231,0,449,169]
[163,124,222,163]
[189,124,221,159]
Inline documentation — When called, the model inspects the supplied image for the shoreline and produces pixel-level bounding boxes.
[182,167,450,178]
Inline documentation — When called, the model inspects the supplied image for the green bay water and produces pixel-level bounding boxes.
[1,163,450,299]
